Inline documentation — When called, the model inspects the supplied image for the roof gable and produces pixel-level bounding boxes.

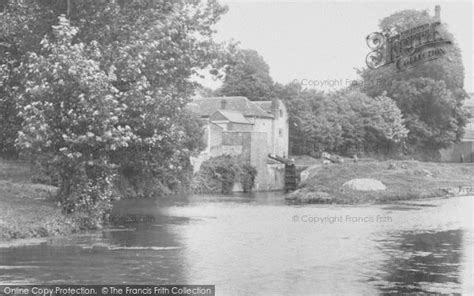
[253,101,273,114]
[210,110,251,124]
[192,96,273,118]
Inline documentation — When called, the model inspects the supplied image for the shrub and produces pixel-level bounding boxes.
[240,164,257,193]
[192,155,257,194]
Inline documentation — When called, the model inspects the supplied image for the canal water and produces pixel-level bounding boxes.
[1,193,473,295]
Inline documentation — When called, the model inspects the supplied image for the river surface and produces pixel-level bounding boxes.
[1,193,473,295]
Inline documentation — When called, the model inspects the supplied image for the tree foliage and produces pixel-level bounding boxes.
[1,0,227,226]
[358,9,468,157]
[192,155,257,194]
[216,48,274,101]
[273,82,326,154]
[17,16,130,223]
[275,83,408,156]
[390,78,467,153]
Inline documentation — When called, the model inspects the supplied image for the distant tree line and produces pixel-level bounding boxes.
[216,9,468,160]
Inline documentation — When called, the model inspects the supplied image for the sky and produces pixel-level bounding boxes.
[202,0,474,93]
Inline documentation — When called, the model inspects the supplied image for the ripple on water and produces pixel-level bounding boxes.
[0,194,473,294]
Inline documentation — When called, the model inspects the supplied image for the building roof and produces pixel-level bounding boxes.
[211,110,252,124]
[192,97,273,118]
[253,101,273,114]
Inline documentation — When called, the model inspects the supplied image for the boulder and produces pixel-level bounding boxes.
[342,178,387,191]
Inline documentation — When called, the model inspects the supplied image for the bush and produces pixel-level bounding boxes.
[192,155,257,194]
[111,109,205,199]
[240,164,257,193]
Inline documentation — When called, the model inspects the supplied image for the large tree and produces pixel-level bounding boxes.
[3,0,226,225]
[359,9,468,157]
[389,78,467,153]
[273,82,327,155]
[216,48,274,101]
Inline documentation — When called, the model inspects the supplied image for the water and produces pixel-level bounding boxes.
[1,193,473,295]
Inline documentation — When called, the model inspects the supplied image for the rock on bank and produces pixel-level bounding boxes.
[286,160,474,204]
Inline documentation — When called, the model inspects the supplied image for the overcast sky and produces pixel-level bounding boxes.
[203,0,473,93]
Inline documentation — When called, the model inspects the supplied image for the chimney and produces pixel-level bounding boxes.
[221,99,227,110]
[271,98,278,117]
[435,5,441,21]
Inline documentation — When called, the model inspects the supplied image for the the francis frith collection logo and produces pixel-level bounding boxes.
[365,6,452,71]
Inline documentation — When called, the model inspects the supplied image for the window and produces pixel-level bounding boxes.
[279,109,283,117]
[279,128,283,137]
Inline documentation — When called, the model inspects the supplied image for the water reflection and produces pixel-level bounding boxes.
[376,229,463,294]
[0,221,187,284]
[0,194,472,295]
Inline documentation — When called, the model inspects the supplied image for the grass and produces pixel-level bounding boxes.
[0,159,79,242]
[288,160,474,204]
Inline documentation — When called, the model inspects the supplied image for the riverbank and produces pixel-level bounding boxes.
[0,160,79,241]
[287,160,474,204]
[2,158,473,241]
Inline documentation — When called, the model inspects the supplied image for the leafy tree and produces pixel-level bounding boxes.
[273,82,327,155]
[364,9,465,92]
[17,17,132,225]
[359,9,468,157]
[275,83,408,156]
[70,0,224,196]
[4,0,227,226]
[0,79,21,158]
[390,78,467,153]
[0,1,56,158]
[326,89,408,155]
[216,48,274,101]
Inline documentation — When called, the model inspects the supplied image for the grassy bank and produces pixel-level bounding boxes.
[0,160,79,242]
[288,160,474,204]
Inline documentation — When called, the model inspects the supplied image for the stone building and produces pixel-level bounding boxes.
[187,96,289,191]
[440,93,474,162]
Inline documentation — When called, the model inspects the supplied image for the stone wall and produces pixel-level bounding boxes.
[273,100,289,158]
[209,123,223,153]
[252,118,273,151]
[191,123,223,173]
[250,132,285,191]
[222,131,252,161]
[228,122,253,131]
[191,99,289,191]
